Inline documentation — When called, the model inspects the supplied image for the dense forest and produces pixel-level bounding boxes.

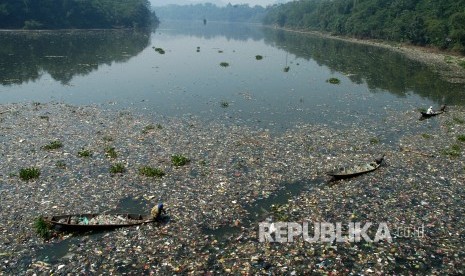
[263,0,465,53]
[0,0,158,29]
[155,3,267,23]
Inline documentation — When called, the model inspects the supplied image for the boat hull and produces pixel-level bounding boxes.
[420,111,443,119]
[45,213,155,232]
[327,162,381,179]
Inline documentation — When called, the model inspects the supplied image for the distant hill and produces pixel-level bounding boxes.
[154,3,267,23]
[151,0,225,7]
[263,0,465,53]
[150,1,292,8]
[0,0,158,29]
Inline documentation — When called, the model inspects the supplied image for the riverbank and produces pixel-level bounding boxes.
[1,102,464,274]
[275,27,465,84]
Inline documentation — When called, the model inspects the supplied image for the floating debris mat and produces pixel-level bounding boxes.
[1,103,464,274]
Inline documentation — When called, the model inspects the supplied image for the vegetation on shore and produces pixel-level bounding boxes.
[263,0,465,53]
[0,0,158,29]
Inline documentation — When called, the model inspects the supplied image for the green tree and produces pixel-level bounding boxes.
[449,12,465,52]
[0,0,156,29]
[262,0,465,52]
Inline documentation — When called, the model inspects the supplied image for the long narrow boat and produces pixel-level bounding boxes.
[420,110,444,118]
[327,155,384,180]
[44,213,156,232]
[419,105,446,120]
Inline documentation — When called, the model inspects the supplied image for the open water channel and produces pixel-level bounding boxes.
[1,20,463,133]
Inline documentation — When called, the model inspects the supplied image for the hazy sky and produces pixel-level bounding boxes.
[150,0,289,7]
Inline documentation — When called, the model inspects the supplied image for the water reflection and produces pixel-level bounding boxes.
[0,29,151,86]
[1,23,462,107]
[157,20,264,41]
[1,22,463,117]
[262,29,465,105]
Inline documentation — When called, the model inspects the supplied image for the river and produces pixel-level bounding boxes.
[1,21,463,134]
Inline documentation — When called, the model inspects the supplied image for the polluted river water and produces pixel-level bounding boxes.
[1,21,464,274]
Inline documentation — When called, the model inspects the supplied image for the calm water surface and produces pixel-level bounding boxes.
[1,21,463,132]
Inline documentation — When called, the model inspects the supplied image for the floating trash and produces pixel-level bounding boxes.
[153,47,165,54]
[326,77,341,84]
[0,103,464,274]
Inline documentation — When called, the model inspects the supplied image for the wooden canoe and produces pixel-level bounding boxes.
[327,156,384,179]
[420,110,444,118]
[420,105,446,120]
[44,213,156,232]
